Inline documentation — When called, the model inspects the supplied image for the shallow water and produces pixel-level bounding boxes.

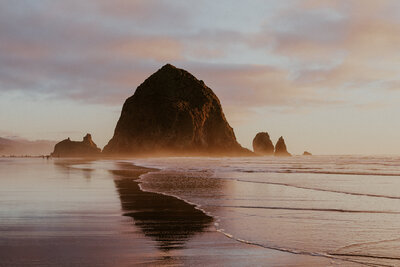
[0,158,160,266]
[0,158,342,266]
[134,155,400,266]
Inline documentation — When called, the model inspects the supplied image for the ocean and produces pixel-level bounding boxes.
[134,155,400,266]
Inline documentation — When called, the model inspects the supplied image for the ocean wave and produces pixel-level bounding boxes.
[216,205,400,214]
[133,156,400,177]
[233,179,400,200]
[216,229,390,267]
[237,169,400,176]
[130,157,400,267]
[135,170,375,266]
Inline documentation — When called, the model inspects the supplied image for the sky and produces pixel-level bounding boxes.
[1,0,400,155]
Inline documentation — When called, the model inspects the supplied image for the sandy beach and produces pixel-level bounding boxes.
[0,157,354,266]
[4,156,400,266]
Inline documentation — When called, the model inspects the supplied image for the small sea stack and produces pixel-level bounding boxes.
[51,134,101,157]
[274,136,291,157]
[252,132,274,155]
[303,151,312,156]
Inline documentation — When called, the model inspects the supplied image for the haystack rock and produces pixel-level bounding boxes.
[252,132,274,155]
[274,136,291,157]
[303,151,312,156]
[103,64,250,156]
[51,134,101,157]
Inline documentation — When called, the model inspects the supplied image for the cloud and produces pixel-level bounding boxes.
[1,0,400,117]
[186,63,337,106]
[0,1,189,105]
[260,0,400,92]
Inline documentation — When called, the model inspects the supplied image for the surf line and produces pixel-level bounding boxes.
[244,169,400,177]
[330,253,400,261]
[216,229,389,267]
[234,179,400,201]
[217,205,400,214]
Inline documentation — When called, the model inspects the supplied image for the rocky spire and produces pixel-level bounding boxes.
[252,132,274,155]
[274,136,291,157]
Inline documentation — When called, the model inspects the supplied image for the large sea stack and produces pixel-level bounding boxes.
[103,64,250,156]
[274,136,291,157]
[51,134,101,157]
[252,132,274,155]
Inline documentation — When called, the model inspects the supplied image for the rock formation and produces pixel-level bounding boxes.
[103,64,250,156]
[252,132,274,155]
[274,136,291,157]
[51,134,101,157]
[303,151,312,156]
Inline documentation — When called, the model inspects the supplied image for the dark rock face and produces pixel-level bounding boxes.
[274,136,291,157]
[252,132,274,155]
[51,134,101,157]
[103,64,250,156]
[303,151,312,156]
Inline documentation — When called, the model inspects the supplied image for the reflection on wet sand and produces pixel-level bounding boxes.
[53,158,95,179]
[111,164,213,251]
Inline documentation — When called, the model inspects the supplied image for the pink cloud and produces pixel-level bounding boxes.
[260,0,400,92]
[181,63,345,123]
[1,0,399,117]
[107,37,184,61]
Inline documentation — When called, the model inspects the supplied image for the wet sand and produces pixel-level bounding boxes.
[134,156,400,266]
[0,158,158,266]
[111,163,343,266]
[0,158,350,266]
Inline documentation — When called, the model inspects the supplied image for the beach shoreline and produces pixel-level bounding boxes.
[0,157,383,266]
[115,160,362,266]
